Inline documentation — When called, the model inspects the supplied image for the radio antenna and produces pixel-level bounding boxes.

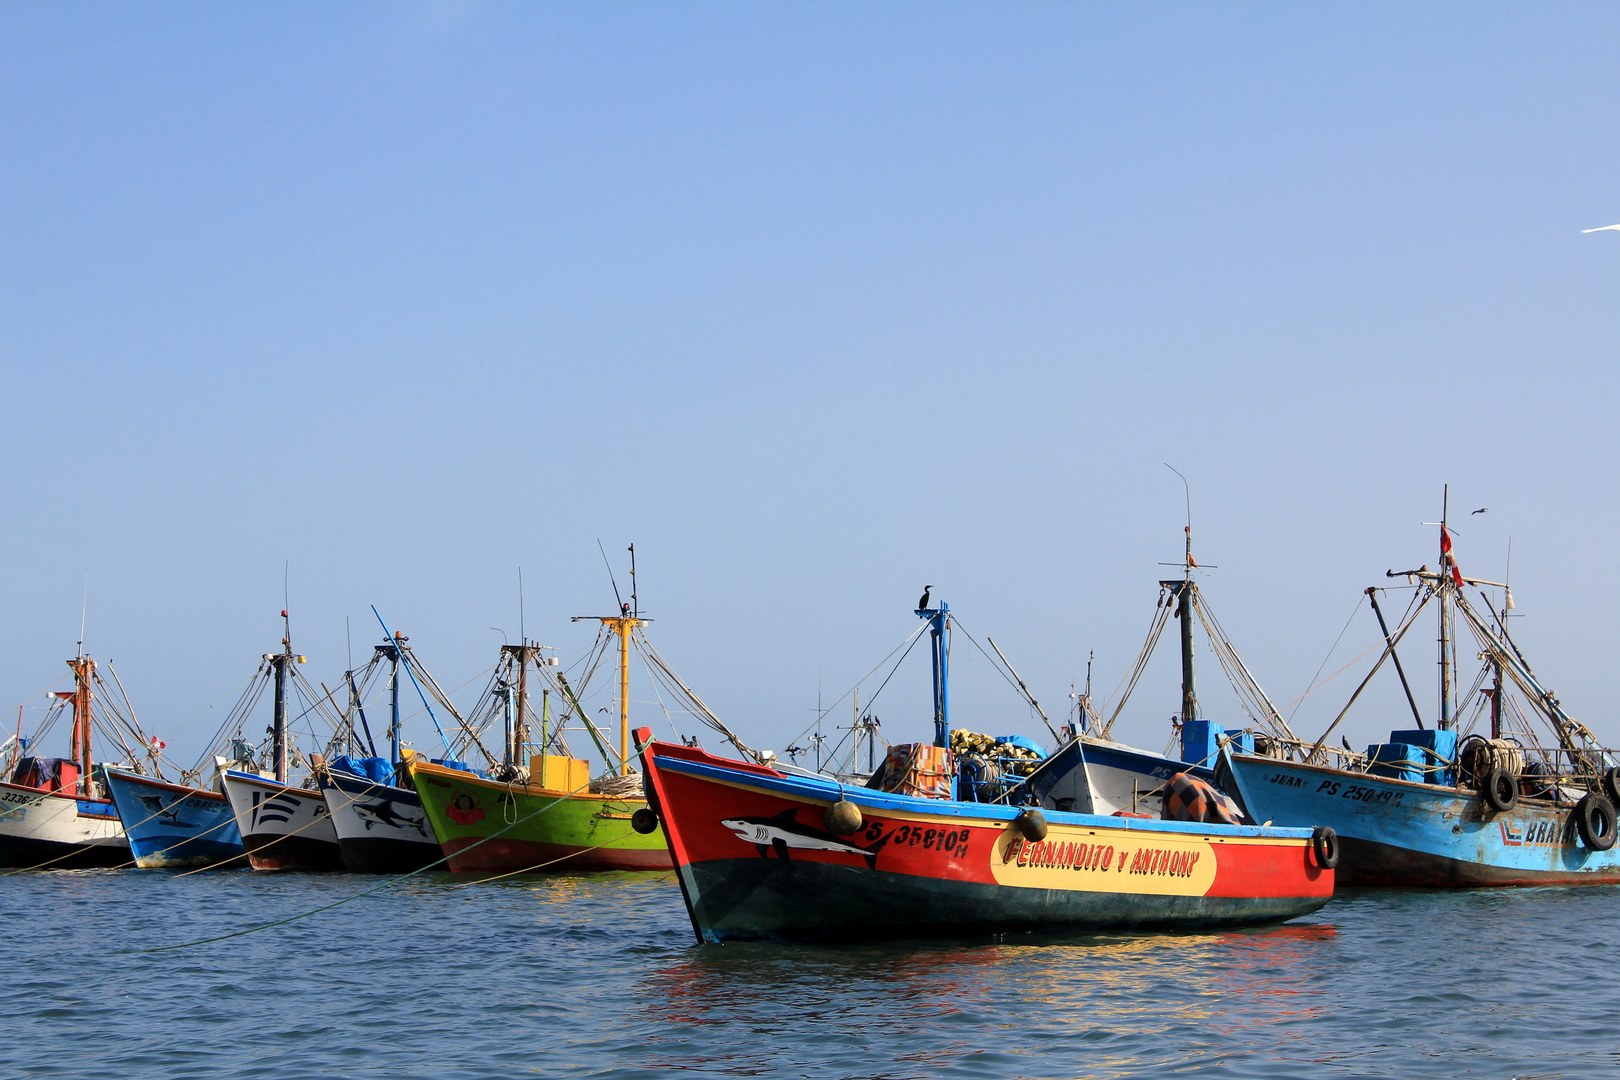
[597,539,625,612]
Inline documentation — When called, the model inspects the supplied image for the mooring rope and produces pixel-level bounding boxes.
[143,775,598,952]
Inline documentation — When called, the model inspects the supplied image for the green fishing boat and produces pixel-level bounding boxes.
[408,609,671,872]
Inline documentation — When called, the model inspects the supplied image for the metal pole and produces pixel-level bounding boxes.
[1367,587,1424,729]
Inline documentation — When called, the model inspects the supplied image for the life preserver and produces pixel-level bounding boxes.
[1312,826,1339,870]
[1576,793,1617,852]
[1482,767,1518,813]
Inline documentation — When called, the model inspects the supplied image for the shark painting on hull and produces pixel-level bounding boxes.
[722,810,890,868]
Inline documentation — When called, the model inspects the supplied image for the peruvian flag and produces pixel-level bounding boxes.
[1441,527,1465,587]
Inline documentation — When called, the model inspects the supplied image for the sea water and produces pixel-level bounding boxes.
[1,870,1614,1079]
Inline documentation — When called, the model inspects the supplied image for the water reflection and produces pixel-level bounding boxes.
[636,922,1340,1077]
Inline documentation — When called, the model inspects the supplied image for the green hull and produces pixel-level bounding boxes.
[408,760,671,873]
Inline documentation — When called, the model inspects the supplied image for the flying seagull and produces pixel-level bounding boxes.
[1472,507,1488,515]
[1582,224,1620,234]
[918,585,933,610]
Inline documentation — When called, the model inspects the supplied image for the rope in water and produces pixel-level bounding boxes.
[444,832,634,889]
[143,774,598,952]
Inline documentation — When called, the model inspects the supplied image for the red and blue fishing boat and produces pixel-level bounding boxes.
[635,597,1334,943]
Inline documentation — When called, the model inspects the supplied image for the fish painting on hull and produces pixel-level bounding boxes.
[721,810,890,867]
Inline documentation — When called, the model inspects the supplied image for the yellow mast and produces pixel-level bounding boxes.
[571,614,642,775]
[609,616,638,775]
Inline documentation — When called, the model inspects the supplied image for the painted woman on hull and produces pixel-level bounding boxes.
[1222,493,1620,886]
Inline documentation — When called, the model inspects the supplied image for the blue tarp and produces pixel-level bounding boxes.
[994,736,1047,760]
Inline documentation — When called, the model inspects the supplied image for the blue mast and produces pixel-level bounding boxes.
[918,601,950,748]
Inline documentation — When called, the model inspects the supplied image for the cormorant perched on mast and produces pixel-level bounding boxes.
[917,585,933,611]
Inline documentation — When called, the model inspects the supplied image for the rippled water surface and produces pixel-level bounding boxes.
[2,870,1615,1078]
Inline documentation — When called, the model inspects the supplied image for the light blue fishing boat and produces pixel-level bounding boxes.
[102,768,243,868]
[1222,494,1620,886]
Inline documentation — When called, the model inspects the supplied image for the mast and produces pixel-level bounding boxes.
[571,614,642,775]
[272,609,292,783]
[67,653,94,797]
[1438,487,1453,730]
[500,641,540,768]
[1178,525,1197,726]
[919,598,950,747]
[387,637,401,765]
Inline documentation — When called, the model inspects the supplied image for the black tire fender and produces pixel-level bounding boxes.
[1311,825,1339,870]
[630,807,660,835]
[1483,767,1518,813]
[1576,793,1617,852]
[1602,767,1620,809]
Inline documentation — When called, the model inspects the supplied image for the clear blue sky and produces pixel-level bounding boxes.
[4,2,1617,771]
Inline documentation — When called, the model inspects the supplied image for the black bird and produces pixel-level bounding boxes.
[918,585,933,610]
[1472,508,1488,515]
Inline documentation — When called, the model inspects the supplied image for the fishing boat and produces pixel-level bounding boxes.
[637,597,1334,943]
[408,603,671,873]
[1018,523,1299,818]
[219,613,344,872]
[102,769,243,869]
[1221,492,1620,886]
[316,612,489,873]
[0,652,142,869]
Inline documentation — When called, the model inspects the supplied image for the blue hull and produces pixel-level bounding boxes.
[1223,753,1620,886]
[103,769,244,869]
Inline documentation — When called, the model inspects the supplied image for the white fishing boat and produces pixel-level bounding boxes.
[219,611,343,871]
[0,653,145,869]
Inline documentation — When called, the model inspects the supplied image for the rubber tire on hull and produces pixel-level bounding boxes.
[1483,767,1518,813]
[1576,794,1618,852]
[1603,768,1620,809]
[1311,826,1339,870]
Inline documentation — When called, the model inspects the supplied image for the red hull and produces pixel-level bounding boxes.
[640,733,1333,943]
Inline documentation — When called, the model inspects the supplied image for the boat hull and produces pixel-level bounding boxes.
[1223,753,1620,886]
[103,769,244,868]
[640,734,1332,943]
[220,771,343,872]
[407,759,672,873]
[0,780,128,869]
[1027,737,1214,816]
[319,769,440,873]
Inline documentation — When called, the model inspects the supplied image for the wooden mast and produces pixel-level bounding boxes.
[67,654,94,796]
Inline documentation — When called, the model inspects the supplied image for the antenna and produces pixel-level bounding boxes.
[597,539,625,612]
[518,567,526,642]
[1164,463,1191,528]
[346,616,353,670]
[78,573,88,657]
[628,544,637,617]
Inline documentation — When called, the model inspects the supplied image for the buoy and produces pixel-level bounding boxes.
[824,798,862,836]
[1015,808,1047,842]
[631,807,659,834]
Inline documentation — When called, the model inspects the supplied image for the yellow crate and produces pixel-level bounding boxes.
[529,755,590,793]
